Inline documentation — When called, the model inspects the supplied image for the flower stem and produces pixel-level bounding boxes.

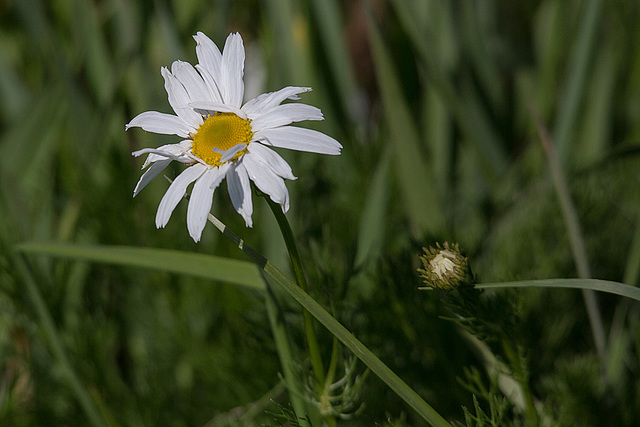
[263,278,307,419]
[262,197,326,388]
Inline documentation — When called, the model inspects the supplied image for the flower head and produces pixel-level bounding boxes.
[126,32,341,242]
[417,242,473,290]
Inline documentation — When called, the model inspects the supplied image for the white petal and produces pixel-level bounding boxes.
[132,148,192,164]
[186,164,229,242]
[242,86,311,115]
[255,126,342,155]
[141,140,192,168]
[194,32,222,83]
[243,154,290,212]
[249,103,323,131]
[195,64,223,103]
[247,142,296,180]
[171,60,209,102]
[189,101,247,119]
[217,143,246,163]
[126,111,194,138]
[220,33,245,108]
[155,164,207,228]
[227,162,253,227]
[133,159,171,197]
[162,67,202,126]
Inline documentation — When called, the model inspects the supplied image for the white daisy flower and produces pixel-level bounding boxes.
[126,32,341,242]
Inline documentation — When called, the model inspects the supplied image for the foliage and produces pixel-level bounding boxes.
[2,0,640,425]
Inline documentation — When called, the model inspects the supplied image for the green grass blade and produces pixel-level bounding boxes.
[354,151,390,269]
[367,11,444,237]
[476,278,640,303]
[308,0,361,123]
[17,242,264,291]
[262,258,450,427]
[460,1,504,112]
[264,280,308,420]
[205,214,451,426]
[265,0,309,85]
[624,210,640,286]
[390,0,508,177]
[553,0,604,162]
[15,255,109,427]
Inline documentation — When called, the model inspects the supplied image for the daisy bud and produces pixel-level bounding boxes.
[417,242,473,290]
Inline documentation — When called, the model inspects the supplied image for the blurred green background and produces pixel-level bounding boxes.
[2,0,640,425]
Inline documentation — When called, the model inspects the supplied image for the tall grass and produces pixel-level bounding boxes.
[2,0,640,425]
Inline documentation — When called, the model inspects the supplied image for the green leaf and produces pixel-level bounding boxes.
[17,242,264,291]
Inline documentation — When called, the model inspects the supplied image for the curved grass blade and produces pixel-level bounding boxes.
[17,242,264,291]
[476,278,640,302]
[206,214,451,427]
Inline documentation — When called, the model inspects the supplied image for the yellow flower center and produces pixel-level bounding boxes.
[191,113,253,166]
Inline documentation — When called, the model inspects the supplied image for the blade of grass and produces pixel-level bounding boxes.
[263,276,307,420]
[354,151,390,270]
[474,278,640,302]
[390,0,508,178]
[460,1,504,112]
[553,0,604,162]
[206,213,451,427]
[308,0,361,124]
[265,0,310,85]
[73,0,115,106]
[15,255,108,427]
[367,10,444,237]
[17,242,264,291]
[531,109,608,377]
[574,43,616,166]
[623,210,640,287]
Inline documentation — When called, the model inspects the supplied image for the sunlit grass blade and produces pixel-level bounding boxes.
[367,11,444,237]
[17,242,264,291]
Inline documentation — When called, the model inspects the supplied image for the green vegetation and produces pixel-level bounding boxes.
[2,0,640,425]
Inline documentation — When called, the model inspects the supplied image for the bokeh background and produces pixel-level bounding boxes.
[2,0,640,425]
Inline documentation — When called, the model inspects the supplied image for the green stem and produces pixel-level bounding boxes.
[263,197,326,388]
[207,213,451,427]
[263,274,307,419]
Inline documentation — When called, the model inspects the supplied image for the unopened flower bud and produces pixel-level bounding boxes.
[417,242,473,290]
